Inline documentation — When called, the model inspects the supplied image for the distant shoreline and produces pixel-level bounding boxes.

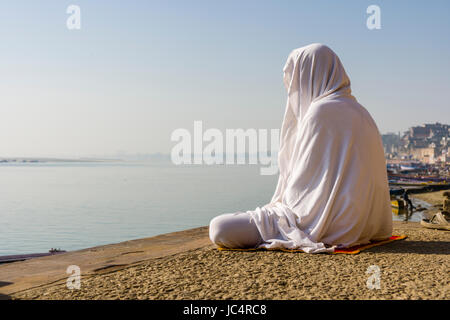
[0,157,122,163]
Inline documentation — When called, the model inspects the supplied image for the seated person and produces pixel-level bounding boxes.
[209,44,393,253]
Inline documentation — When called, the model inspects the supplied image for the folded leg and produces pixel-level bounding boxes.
[209,212,263,249]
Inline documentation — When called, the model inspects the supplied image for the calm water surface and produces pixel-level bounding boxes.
[0,162,277,255]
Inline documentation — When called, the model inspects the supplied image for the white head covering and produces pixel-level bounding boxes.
[275,44,355,198]
[248,44,393,253]
[283,43,352,120]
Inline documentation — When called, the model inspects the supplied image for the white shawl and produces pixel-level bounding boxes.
[249,44,392,253]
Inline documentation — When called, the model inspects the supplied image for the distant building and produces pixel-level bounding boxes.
[382,132,401,158]
[410,126,431,139]
[382,122,449,164]
[410,147,435,164]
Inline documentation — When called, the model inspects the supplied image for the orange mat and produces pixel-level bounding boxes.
[217,235,407,255]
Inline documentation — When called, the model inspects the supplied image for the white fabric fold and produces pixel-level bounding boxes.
[247,44,392,253]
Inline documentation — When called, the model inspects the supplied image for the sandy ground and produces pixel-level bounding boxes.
[12,222,449,300]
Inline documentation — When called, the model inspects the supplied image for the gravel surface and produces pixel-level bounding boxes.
[13,223,449,300]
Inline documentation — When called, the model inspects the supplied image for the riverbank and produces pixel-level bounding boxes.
[1,220,447,300]
[410,190,447,207]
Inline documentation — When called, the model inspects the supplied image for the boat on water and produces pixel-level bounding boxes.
[391,206,409,216]
[388,173,448,186]
[389,174,448,183]
[389,181,448,187]
[389,183,450,194]
[391,199,406,209]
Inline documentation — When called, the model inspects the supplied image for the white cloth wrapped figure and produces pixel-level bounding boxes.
[209,43,393,253]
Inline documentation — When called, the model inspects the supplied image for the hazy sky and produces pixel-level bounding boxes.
[1,0,450,157]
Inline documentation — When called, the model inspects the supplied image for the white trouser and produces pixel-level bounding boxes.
[209,212,263,249]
